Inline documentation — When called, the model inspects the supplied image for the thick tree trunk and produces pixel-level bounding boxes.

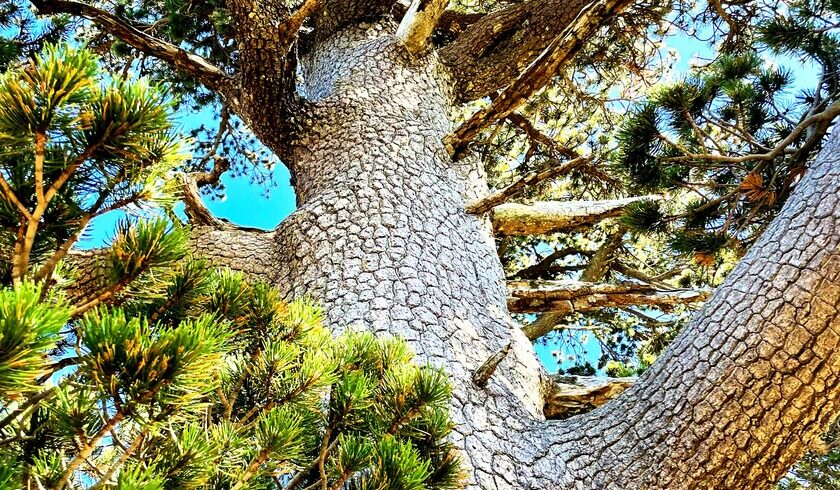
[187,21,840,489]
[257,22,546,488]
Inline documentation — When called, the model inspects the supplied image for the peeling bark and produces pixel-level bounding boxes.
[491,196,661,236]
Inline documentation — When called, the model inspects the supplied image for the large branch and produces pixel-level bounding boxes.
[392,3,484,39]
[491,196,659,236]
[508,280,710,340]
[32,0,315,165]
[31,0,230,92]
[63,225,276,302]
[535,129,840,487]
[224,0,318,164]
[438,0,591,102]
[444,0,636,158]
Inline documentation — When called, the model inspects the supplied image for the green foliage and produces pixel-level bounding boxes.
[0,282,69,396]
[619,199,666,233]
[0,45,460,490]
[0,258,461,489]
[107,218,188,282]
[0,43,185,284]
[610,45,834,261]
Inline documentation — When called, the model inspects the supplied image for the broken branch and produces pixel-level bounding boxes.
[396,0,449,54]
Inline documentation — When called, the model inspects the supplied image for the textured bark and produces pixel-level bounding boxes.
[100,19,839,489]
[535,128,840,488]
[491,196,661,236]
[224,0,310,163]
[438,0,592,102]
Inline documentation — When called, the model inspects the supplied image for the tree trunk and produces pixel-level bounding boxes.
[187,21,840,489]
[196,22,549,488]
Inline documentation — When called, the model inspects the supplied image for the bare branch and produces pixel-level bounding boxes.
[466,157,588,214]
[664,100,840,164]
[179,174,229,229]
[512,246,590,280]
[510,280,710,340]
[472,343,511,388]
[544,375,635,419]
[509,280,709,313]
[491,196,660,236]
[506,112,581,160]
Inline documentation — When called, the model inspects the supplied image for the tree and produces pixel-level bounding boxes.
[2,0,840,488]
[0,45,460,489]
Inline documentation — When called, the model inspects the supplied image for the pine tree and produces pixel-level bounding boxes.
[0,0,838,486]
[0,45,460,490]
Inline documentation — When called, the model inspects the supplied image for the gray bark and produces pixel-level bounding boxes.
[490,196,661,236]
[185,22,840,489]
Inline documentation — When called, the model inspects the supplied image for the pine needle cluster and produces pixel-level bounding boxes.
[615,0,840,264]
[0,45,461,490]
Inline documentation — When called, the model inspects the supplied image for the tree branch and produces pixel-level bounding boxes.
[512,246,590,280]
[509,280,709,313]
[224,0,316,164]
[543,375,635,419]
[30,0,230,91]
[509,280,709,340]
[445,0,636,158]
[524,228,625,338]
[179,174,230,229]
[506,112,581,160]
[663,100,840,165]
[466,156,588,214]
[535,123,840,487]
[438,0,592,102]
[491,196,660,236]
[392,3,484,38]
